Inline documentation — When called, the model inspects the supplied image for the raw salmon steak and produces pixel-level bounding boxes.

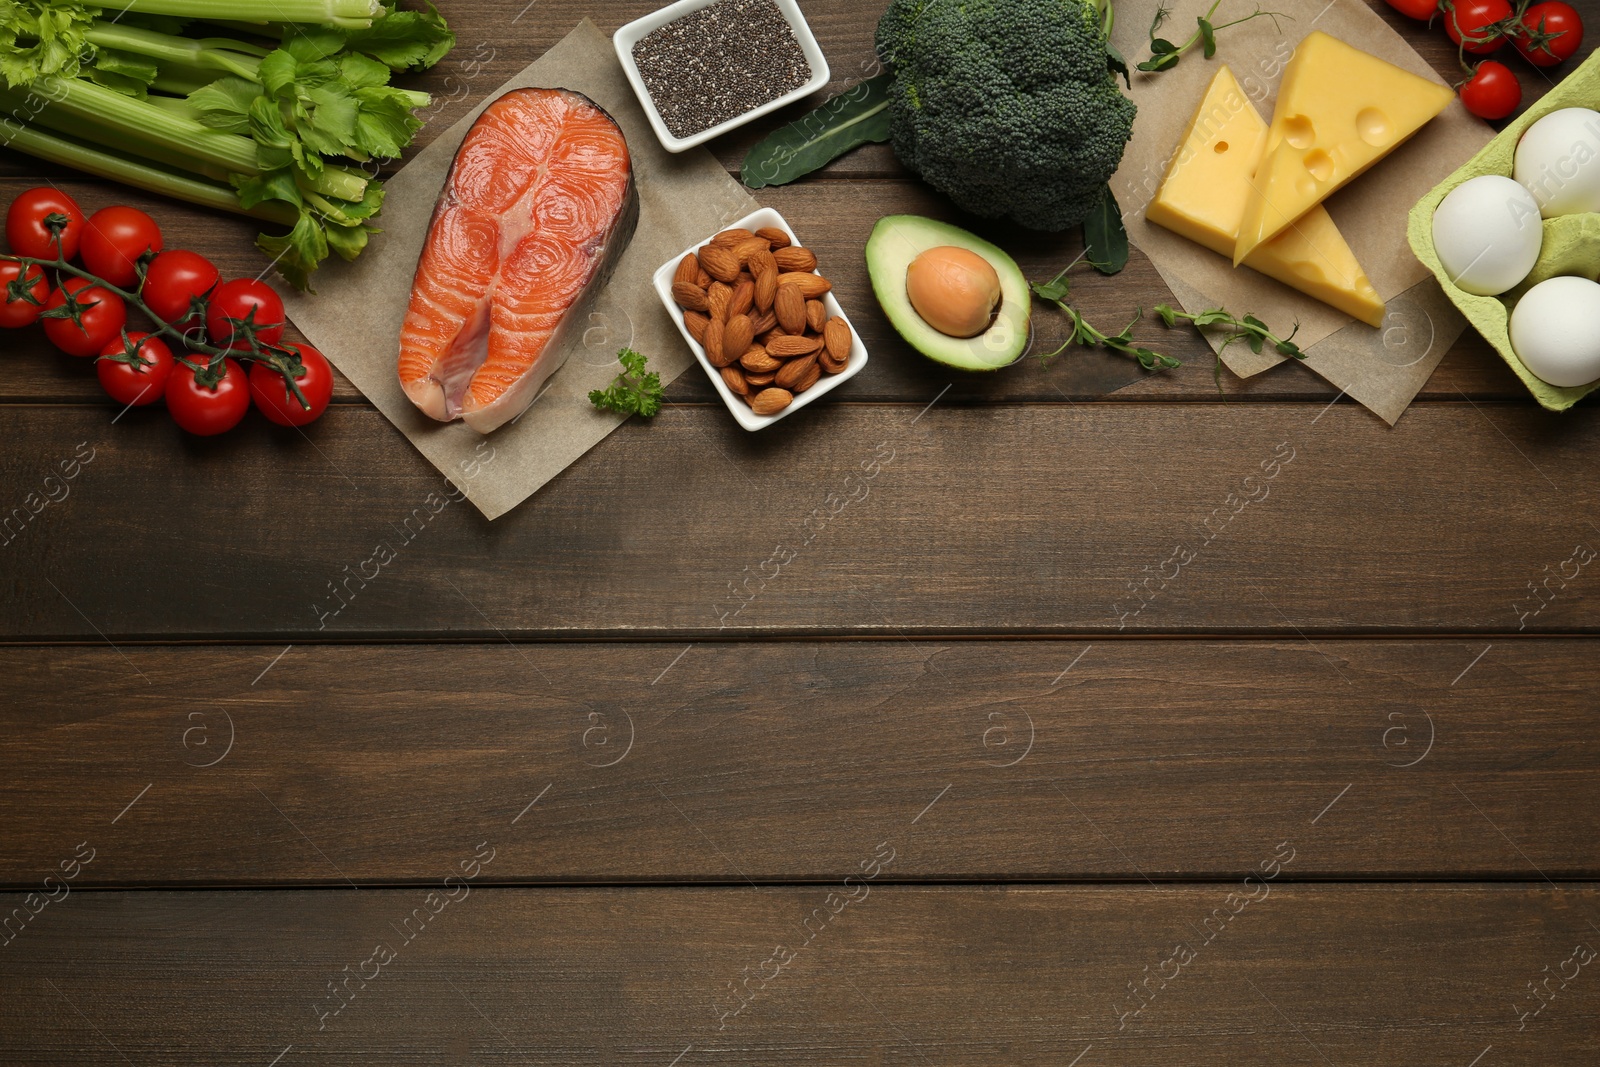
[398,88,638,433]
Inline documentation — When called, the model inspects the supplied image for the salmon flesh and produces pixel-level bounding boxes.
[398,88,638,433]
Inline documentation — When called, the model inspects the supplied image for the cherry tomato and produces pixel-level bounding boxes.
[141,249,220,328]
[1445,0,1513,53]
[249,343,333,427]
[0,258,48,328]
[1383,0,1439,19]
[96,332,173,408]
[1512,1,1583,66]
[205,277,285,350]
[1459,61,1522,120]
[41,277,127,357]
[166,356,250,435]
[5,187,85,261]
[80,206,163,288]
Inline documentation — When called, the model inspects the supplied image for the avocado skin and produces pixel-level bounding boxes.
[865,215,1032,372]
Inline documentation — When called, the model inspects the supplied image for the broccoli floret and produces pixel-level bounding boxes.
[876,0,1136,232]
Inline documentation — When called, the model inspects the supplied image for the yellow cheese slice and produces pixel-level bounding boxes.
[1232,31,1454,266]
[1146,65,1385,327]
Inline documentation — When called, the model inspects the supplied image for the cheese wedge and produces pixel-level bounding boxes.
[1146,65,1385,327]
[1232,31,1454,265]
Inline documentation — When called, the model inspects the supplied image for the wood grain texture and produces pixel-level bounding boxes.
[3,640,1595,886]
[3,885,1597,1064]
[1,402,1597,639]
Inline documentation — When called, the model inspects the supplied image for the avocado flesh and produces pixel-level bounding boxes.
[866,215,1031,371]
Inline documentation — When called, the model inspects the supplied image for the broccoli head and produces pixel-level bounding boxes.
[876,0,1136,232]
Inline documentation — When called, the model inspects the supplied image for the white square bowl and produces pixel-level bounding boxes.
[614,0,831,153]
[653,207,868,431]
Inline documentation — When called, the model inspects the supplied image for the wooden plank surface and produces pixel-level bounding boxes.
[4,886,1596,1064]
[2,403,1596,639]
[4,640,1594,886]
[2,1,1597,1061]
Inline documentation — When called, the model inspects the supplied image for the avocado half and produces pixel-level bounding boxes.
[866,215,1031,371]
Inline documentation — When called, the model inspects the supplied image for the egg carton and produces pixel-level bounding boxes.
[1408,48,1600,412]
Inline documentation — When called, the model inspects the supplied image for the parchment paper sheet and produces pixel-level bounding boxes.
[276,20,757,519]
[1107,0,1492,423]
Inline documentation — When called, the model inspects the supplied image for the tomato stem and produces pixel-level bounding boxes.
[2,249,309,410]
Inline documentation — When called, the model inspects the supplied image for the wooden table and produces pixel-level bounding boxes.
[4,1,1598,1062]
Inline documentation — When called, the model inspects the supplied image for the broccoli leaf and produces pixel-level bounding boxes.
[589,348,663,418]
[1104,40,1131,89]
[741,73,894,189]
[1083,184,1129,276]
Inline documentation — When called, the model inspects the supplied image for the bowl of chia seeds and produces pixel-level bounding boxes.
[614,0,830,153]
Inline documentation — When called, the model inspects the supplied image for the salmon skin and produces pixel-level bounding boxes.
[398,87,638,433]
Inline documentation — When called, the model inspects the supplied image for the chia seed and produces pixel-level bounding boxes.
[632,0,812,139]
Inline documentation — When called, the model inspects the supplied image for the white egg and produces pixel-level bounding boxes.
[1431,175,1543,296]
[1509,276,1600,387]
[1513,107,1600,218]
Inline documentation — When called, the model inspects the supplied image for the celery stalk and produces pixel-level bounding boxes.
[0,117,298,226]
[4,95,234,183]
[104,0,383,30]
[32,75,260,173]
[27,76,370,202]
[83,23,264,81]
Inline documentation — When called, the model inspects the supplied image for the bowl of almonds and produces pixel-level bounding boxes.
[653,207,868,431]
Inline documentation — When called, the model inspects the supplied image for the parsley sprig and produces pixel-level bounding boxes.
[589,348,663,418]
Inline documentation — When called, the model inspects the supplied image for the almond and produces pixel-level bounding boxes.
[723,313,755,359]
[741,346,783,373]
[824,317,851,363]
[710,227,755,249]
[699,244,742,285]
[707,281,732,322]
[779,271,831,298]
[673,253,700,287]
[805,298,826,334]
[703,317,726,366]
[774,246,817,272]
[672,281,708,312]
[767,333,823,358]
[696,266,712,288]
[818,347,848,374]
[754,267,777,313]
[776,353,817,390]
[755,226,791,249]
[720,365,748,396]
[729,277,755,319]
[748,249,777,279]
[683,310,710,344]
[792,359,821,393]
[774,283,806,333]
[745,370,777,386]
[734,236,771,265]
[750,387,793,416]
[751,309,777,335]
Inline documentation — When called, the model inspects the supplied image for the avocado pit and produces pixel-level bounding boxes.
[906,246,1002,338]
